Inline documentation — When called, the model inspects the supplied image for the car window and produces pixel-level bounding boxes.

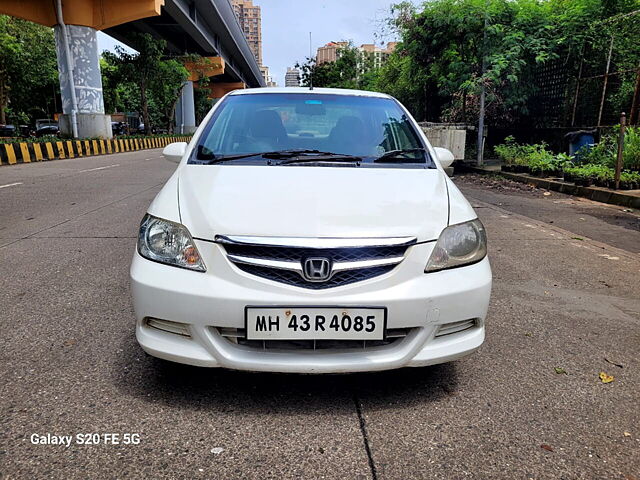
[193,93,428,161]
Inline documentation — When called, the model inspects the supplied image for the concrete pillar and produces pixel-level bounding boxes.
[54,25,112,138]
[175,81,196,134]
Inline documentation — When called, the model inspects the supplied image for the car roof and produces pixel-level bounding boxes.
[228,87,393,99]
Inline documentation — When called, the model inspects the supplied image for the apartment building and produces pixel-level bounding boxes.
[316,41,349,65]
[285,67,300,87]
[358,42,398,69]
[315,41,398,68]
[231,0,263,66]
[260,65,277,87]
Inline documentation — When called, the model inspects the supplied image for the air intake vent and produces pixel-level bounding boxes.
[217,327,412,350]
[435,319,477,337]
[146,318,191,337]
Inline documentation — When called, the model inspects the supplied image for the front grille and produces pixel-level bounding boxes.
[221,241,412,289]
[223,244,408,263]
[236,264,396,289]
[217,327,412,350]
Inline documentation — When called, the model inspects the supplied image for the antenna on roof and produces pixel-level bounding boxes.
[309,32,313,90]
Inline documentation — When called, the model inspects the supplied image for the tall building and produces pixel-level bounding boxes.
[358,42,398,69]
[316,41,398,69]
[316,41,349,65]
[231,0,263,66]
[260,65,277,87]
[285,67,300,87]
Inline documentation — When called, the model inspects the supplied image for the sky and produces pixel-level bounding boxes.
[260,0,402,85]
[97,0,407,87]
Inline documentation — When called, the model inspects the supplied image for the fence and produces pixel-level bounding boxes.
[530,10,640,129]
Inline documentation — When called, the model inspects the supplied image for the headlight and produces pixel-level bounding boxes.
[425,219,487,272]
[137,214,206,272]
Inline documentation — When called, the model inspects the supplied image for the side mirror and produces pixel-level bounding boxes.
[163,142,188,163]
[433,147,455,168]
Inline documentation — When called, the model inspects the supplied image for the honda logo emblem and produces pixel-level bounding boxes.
[302,257,332,282]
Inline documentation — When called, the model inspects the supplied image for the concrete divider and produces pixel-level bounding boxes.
[0,136,192,166]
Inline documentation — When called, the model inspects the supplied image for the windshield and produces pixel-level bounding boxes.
[191,93,432,166]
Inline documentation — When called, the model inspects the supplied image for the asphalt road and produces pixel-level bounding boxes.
[1,152,638,480]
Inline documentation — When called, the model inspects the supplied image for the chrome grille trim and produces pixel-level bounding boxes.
[226,253,406,275]
[227,254,302,273]
[332,256,407,272]
[216,235,417,249]
[220,237,413,288]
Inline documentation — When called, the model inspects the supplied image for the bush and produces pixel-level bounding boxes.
[496,132,639,187]
[495,137,569,175]
[623,126,640,171]
[577,126,640,171]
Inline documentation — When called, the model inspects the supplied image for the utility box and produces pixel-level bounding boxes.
[419,123,467,160]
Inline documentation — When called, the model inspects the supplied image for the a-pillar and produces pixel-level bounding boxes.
[54,25,112,138]
[175,81,196,134]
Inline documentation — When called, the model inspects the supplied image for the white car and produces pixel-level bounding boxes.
[130,87,492,373]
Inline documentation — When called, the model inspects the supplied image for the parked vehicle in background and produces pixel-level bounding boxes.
[0,125,30,137]
[34,119,59,137]
[0,124,17,137]
[131,87,492,373]
[111,121,130,136]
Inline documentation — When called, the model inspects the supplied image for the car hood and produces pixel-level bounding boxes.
[178,165,449,242]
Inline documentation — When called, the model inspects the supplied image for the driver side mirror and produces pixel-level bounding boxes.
[433,147,455,168]
[163,142,187,163]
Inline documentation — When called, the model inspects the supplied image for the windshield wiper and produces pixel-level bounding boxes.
[277,152,362,165]
[195,146,267,164]
[195,148,362,165]
[263,149,343,158]
[373,148,427,163]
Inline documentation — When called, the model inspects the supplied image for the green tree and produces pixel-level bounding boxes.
[101,57,139,115]
[379,0,640,125]
[387,0,559,123]
[297,42,381,91]
[0,15,58,126]
[102,33,166,134]
[150,59,189,132]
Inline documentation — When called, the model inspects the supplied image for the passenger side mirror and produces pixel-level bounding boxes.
[163,142,188,163]
[433,147,455,168]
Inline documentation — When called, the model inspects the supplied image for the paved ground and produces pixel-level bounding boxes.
[1,153,638,480]
[454,173,640,253]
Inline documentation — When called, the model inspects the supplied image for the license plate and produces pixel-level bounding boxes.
[245,306,386,341]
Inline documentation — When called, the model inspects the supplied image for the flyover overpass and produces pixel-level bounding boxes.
[0,0,265,137]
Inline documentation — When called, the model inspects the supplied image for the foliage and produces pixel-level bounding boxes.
[577,126,640,170]
[0,15,59,125]
[101,57,140,117]
[496,129,640,188]
[193,87,212,126]
[577,135,616,166]
[297,42,382,91]
[152,59,189,132]
[102,33,188,135]
[494,136,560,167]
[377,50,431,120]
[377,0,640,124]
[622,126,640,170]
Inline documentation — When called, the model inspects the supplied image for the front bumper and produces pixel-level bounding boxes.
[130,241,492,373]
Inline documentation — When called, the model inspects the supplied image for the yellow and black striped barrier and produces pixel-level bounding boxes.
[0,136,192,166]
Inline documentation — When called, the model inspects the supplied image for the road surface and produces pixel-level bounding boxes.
[1,152,638,479]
